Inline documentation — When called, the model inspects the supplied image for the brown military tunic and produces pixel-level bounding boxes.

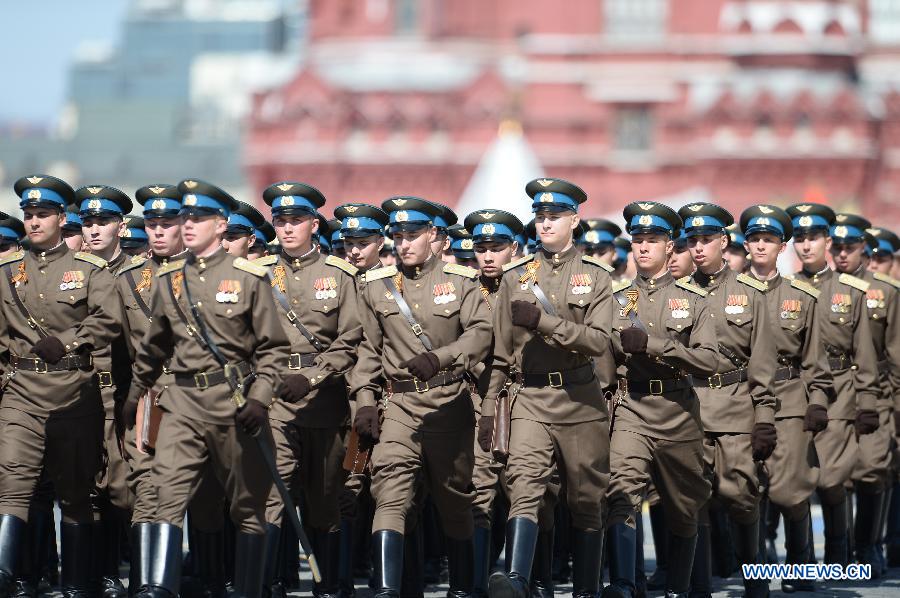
[607,273,717,537]
[0,244,119,522]
[353,256,491,539]
[794,266,880,493]
[254,250,362,530]
[756,274,830,513]
[487,247,613,531]
[129,248,290,534]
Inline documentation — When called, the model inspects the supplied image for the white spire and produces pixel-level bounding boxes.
[456,120,543,226]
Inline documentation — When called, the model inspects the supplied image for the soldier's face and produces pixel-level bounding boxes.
[82,215,125,254]
[744,232,785,269]
[145,217,182,256]
[222,232,254,258]
[588,245,616,265]
[380,250,396,266]
[868,253,893,274]
[181,214,226,253]
[431,233,450,260]
[687,233,727,273]
[792,230,830,268]
[62,230,85,251]
[632,233,672,275]
[394,226,436,266]
[474,241,515,278]
[667,247,694,279]
[274,214,317,253]
[724,248,748,272]
[829,240,865,273]
[344,235,384,269]
[23,208,65,248]
[893,256,900,279]
[535,210,578,252]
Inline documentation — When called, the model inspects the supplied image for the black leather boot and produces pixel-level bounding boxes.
[194,529,226,597]
[313,530,341,598]
[822,498,848,566]
[473,527,491,598]
[60,523,95,598]
[262,525,284,598]
[688,525,711,598]
[664,532,696,598]
[886,480,900,567]
[232,532,267,598]
[731,520,768,598]
[530,530,554,598]
[601,522,635,598]
[129,523,152,596]
[13,508,50,598]
[874,485,891,577]
[634,517,646,598]
[135,523,182,598]
[399,525,423,598]
[646,505,667,592]
[488,518,537,598]
[571,528,603,598]
[708,505,736,578]
[446,537,474,598]
[0,515,26,597]
[101,510,128,598]
[337,520,356,598]
[781,507,814,593]
[372,530,404,598]
[854,486,884,578]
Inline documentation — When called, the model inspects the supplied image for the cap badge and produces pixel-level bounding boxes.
[87,199,102,210]
[151,199,167,210]
[835,214,847,223]
[27,190,41,199]
[833,226,848,238]
[481,223,496,235]
[343,205,358,213]
[276,183,294,192]
[638,202,654,210]
[687,204,703,212]
[691,217,705,227]
[539,193,554,203]
[347,218,359,229]
[183,180,198,189]
[867,228,880,236]
[392,199,407,206]
[148,186,165,194]
[798,216,813,227]
[26,176,43,185]
[756,217,771,227]
[461,239,474,250]
[759,206,774,214]
[638,215,653,226]
[536,179,554,187]
[585,231,599,243]
[280,197,294,206]
[795,205,812,213]
[479,211,495,219]
[183,195,198,206]
[396,211,409,222]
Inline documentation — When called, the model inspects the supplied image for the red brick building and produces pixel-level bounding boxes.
[244,0,900,224]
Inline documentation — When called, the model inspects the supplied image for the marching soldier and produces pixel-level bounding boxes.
[449,225,479,269]
[122,179,290,598]
[612,238,633,283]
[62,209,85,252]
[0,175,120,597]
[224,201,267,258]
[677,202,777,598]
[428,203,457,262]
[577,219,620,267]
[786,203,880,567]
[0,216,25,258]
[724,225,749,273]
[739,205,831,592]
[121,216,150,257]
[666,230,693,280]
[486,178,613,598]
[248,223,276,261]
[76,184,135,598]
[351,196,492,598]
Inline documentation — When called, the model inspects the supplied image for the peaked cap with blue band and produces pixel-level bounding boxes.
[785,203,835,233]
[448,224,475,258]
[327,219,345,246]
[623,201,682,236]
[677,203,734,237]
[177,179,237,217]
[254,222,276,246]
[381,197,443,233]
[463,209,524,244]
[428,201,458,231]
[866,227,900,255]
[120,216,149,248]
[14,174,75,211]
[76,185,133,218]
[614,237,631,264]
[0,216,25,242]
[263,181,325,218]
[830,213,870,244]
[580,218,621,247]
[228,201,267,235]
[673,228,688,250]
[62,206,82,232]
[525,177,587,213]
[334,203,390,238]
[725,224,745,250]
[137,184,181,218]
[740,205,792,241]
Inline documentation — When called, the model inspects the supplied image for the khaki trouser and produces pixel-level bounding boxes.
[852,409,893,490]
[95,416,134,510]
[607,430,709,537]
[702,432,761,525]
[507,419,609,532]
[814,419,858,492]
[124,424,156,523]
[766,418,820,512]
[150,411,273,534]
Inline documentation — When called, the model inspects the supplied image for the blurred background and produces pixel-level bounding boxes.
[2,0,900,229]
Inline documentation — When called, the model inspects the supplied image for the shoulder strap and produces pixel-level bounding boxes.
[514,265,557,317]
[124,269,153,320]
[3,263,48,339]
[179,269,227,367]
[266,270,326,353]
[612,284,647,332]
[383,276,434,351]
[166,273,207,350]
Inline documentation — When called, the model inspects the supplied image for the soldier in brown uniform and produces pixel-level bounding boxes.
[738,205,831,592]
[0,174,120,597]
[0,217,25,258]
[677,203,777,598]
[600,202,716,598]
[786,203,880,567]
[75,184,135,598]
[61,210,86,252]
[122,179,290,598]
[829,214,900,576]
[224,201,267,259]
[485,178,613,598]
[351,197,492,598]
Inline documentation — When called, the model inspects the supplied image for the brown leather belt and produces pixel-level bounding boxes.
[774,365,801,382]
[288,353,317,369]
[386,371,465,394]
[624,377,693,396]
[10,353,92,373]
[175,361,251,390]
[516,363,595,388]
[828,355,850,372]
[693,368,748,389]
[97,371,113,388]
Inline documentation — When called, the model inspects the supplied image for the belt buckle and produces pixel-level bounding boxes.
[649,379,663,395]
[288,353,302,370]
[34,360,48,374]
[413,378,430,393]
[194,372,209,390]
[708,373,723,389]
[548,371,563,388]
[411,323,424,336]
[98,371,113,387]
[286,309,298,322]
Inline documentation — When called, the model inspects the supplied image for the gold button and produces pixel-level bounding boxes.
[199,276,205,282]
[551,295,556,300]
[648,322,654,327]
[710,292,715,296]
[39,293,44,299]
[40,318,45,323]
[618,326,623,330]
[873,314,879,320]
[790,325,796,329]
[444,309,450,314]
[294,276,300,281]
[839,317,845,323]
[40,270,45,275]
[416,283,421,288]
[677,325,682,329]
[383,310,389,315]
[736,318,741,323]
[226,308,232,314]
[70,295,75,301]
[414,304,419,309]
[578,300,584,305]
[323,305,330,311]
[292,299,298,304]
[197,301,202,307]
[649,298,654,302]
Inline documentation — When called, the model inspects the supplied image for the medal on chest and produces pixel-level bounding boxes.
[668,297,690,319]
[831,293,851,313]
[314,276,337,300]
[570,273,592,295]
[433,281,457,305]
[216,280,241,303]
[10,262,27,288]
[780,298,801,320]
[60,270,85,291]
[724,294,748,315]
[136,266,153,293]
[866,288,885,309]
[519,261,539,290]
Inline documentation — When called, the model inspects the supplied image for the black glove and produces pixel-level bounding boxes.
[510,300,541,330]
[855,409,879,435]
[399,352,440,381]
[620,327,649,354]
[123,397,140,430]
[30,336,66,364]
[895,412,900,437]
[354,406,381,444]
[282,374,311,403]
[234,400,268,436]
[802,404,828,433]
[751,422,777,461]
[478,416,494,453]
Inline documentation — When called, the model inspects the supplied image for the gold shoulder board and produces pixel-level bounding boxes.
[582,255,613,272]
[365,265,398,283]
[0,251,25,267]
[233,257,267,278]
[736,272,767,292]
[838,273,870,293]
[326,255,359,277]
[251,255,278,267]
[790,278,821,299]
[502,254,534,273]
[117,255,148,275]
[443,263,478,279]
[612,279,633,294]
[156,259,186,277]
[873,272,900,290]
[74,252,108,269]
[675,277,708,297]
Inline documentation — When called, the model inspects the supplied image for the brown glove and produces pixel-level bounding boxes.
[751,422,777,461]
[620,327,649,354]
[30,336,66,364]
[234,400,268,436]
[282,374,311,403]
[477,416,494,453]
[399,352,440,381]
[511,300,541,330]
[855,409,879,435]
[802,404,828,433]
[354,405,381,444]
